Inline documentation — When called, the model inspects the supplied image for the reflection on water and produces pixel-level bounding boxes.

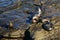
[0,0,18,7]
[0,0,13,7]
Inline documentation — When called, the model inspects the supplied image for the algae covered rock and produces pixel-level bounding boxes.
[31,16,60,40]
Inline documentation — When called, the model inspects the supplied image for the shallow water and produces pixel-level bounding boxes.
[0,0,60,30]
